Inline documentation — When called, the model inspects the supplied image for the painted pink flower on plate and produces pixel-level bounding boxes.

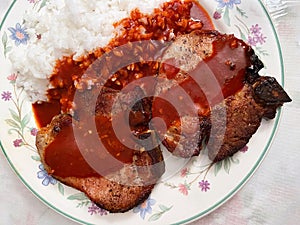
[27,0,39,4]
[250,24,262,35]
[178,183,189,196]
[30,128,38,136]
[180,168,189,177]
[1,91,12,101]
[13,139,23,147]
[247,24,266,47]
[240,146,248,153]
[88,203,108,216]
[7,74,17,83]
[213,11,222,19]
[199,180,210,192]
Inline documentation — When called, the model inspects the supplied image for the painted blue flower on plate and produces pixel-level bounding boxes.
[37,164,57,186]
[133,198,156,220]
[216,0,241,9]
[8,23,29,46]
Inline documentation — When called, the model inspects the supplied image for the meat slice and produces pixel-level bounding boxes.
[36,85,165,213]
[35,29,291,213]
[153,30,291,162]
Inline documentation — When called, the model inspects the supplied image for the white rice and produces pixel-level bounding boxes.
[9,0,168,102]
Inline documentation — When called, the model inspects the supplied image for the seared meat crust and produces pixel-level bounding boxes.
[36,29,291,214]
[155,30,291,162]
[36,93,164,213]
[207,84,265,162]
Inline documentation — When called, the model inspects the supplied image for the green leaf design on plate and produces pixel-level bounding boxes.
[148,213,162,222]
[255,46,269,56]
[223,6,230,26]
[236,6,248,18]
[76,201,90,208]
[9,108,20,122]
[2,31,8,46]
[4,46,12,57]
[148,205,173,222]
[21,113,31,128]
[214,160,223,176]
[38,0,48,11]
[230,156,240,164]
[223,158,231,174]
[158,204,169,211]
[58,182,64,196]
[235,25,247,42]
[67,192,88,201]
[5,119,21,129]
[31,155,41,161]
[2,32,12,57]
[164,182,177,189]
[214,156,240,176]
[8,128,19,135]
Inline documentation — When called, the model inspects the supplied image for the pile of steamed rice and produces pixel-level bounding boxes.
[9,0,168,102]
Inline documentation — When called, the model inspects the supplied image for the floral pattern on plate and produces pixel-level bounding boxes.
[0,0,283,224]
[67,192,109,216]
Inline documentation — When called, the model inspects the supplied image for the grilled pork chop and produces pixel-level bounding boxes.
[36,86,165,213]
[153,30,291,162]
[36,29,291,213]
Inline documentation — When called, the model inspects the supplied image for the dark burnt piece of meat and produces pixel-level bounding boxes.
[153,30,291,162]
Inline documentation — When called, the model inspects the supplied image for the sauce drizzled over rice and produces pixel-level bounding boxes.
[9,0,213,128]
[29,0,215,179]
[9,0,170,102]
[46,0,213,113]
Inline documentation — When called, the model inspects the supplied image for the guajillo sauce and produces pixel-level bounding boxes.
[43,114,136,178]
[152,33,252,135]
[32,0,215,178]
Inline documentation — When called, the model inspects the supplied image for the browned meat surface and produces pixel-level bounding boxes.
[36,29,291,213]
[154,30,291,162]
[36,85,165,213]
[207,84,265,161]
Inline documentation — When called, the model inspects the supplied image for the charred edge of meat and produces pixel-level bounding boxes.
[100,31,291,165]
[245,49,264,84]
[253,76,292,106]
[129,96,153,136]
[253,76,292,119]
[244,47,291,105]
[140,130,166,180]
[128,96,165,178]
[52,114,72,135]
[245,49,291,120]
[198,115,212,148]
[94,185,154,213]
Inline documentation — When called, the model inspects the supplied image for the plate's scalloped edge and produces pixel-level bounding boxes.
[0,0,286,224]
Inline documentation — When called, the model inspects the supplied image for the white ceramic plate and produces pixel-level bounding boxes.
[0,0,284,224]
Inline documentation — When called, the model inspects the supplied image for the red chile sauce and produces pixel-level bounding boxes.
[32,0,218,178]
[152,34,252,131]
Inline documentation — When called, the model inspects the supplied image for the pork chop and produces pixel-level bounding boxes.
[153,30,291,162]
[36,86,165,213]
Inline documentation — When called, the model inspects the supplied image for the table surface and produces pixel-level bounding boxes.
[1,1,299,224]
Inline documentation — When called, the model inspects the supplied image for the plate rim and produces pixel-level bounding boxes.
[0,0,285,224]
